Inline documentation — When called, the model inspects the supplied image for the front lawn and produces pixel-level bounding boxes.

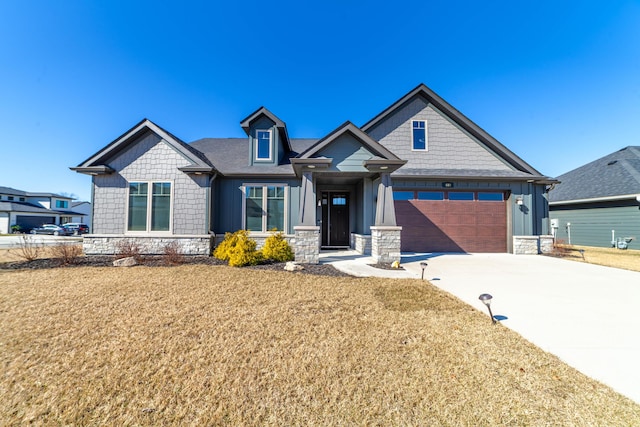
[0,266,638,425]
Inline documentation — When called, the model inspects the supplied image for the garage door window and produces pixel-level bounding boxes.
[395,190,505,201]
[417,191,444,200]
[478,192,504,201]
[448,192,474,201]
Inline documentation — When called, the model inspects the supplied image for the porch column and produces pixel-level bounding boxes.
[298,171,316,226]
[294,170,320,263]
[372,172,401,263]
[375,172,397,226]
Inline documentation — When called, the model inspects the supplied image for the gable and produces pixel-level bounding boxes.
[367,96,513,172]
[362,84,549,180]
[315,133,379,172]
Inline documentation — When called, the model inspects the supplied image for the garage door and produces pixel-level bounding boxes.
[16,215,56,232]
[394,190,507,253]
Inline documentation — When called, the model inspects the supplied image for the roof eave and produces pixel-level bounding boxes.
[70,165,115,176]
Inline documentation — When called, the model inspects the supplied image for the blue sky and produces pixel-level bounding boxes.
[1,1,639,202]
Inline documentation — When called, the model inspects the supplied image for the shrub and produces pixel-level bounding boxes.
[214,230,262,267]
[11,235,43,261]
[261,231,294,262]
[162,241,184,266]
[50,243,83,265]
[115,240,144,263]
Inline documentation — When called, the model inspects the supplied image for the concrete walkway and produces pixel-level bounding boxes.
[321,251,640,404]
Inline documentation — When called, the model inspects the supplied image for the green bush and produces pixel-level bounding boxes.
[261,231,294,262]
[214,230,262,267]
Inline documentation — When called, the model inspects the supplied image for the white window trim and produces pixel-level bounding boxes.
[241,183,288,233]
[125,180,174,234]
[255,130,273,161]
[411,120,428,151]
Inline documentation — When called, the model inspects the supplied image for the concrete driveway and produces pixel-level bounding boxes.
[326,251,640,404]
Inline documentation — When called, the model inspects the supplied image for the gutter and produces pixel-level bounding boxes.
[549,193,640,206]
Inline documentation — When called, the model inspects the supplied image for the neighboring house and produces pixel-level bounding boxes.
[0,186,85,233]
[72,84,555,262]
[71,201,92,231]
[549,146,640,249]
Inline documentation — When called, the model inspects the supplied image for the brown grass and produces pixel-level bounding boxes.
[1,266,638,425]
[552,244,640,272]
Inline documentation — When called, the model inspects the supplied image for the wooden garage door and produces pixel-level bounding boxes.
[394,191,507,253]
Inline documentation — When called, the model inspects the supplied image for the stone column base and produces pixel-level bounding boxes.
[370,226,402,263]
[294,226,320,264]
[513,235,554,254]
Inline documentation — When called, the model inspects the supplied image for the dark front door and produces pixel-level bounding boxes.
[321,192,350,247]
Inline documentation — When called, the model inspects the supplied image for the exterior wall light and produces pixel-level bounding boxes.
[478,293,496,324]
[515,196,524,205]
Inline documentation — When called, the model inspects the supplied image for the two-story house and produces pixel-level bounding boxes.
[72,84,555,262]
[0,186,85,233]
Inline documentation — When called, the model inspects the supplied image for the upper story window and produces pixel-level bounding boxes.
[8,196,14,201]
[256,130,272,161]
[56,200,69,209]
[412,120,427,151]
[127,181,172,232]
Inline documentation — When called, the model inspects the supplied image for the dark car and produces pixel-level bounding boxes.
[62,223,90,235]
[30,224,71,236]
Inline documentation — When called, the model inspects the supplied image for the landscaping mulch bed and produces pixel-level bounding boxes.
[0,255,352,276]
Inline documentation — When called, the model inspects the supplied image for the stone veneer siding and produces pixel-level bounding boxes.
[371,226,402,263]
[293,226,320,264]
[83,235,212,256]
[351,233,372,255]
[513,235,554,255]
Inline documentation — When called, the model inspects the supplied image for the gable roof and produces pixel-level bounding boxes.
[71,119,215,175]
[240,107,292,151]
[361,83,549,179]
[549,146,640,204]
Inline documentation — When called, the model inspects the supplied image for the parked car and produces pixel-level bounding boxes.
[30,224,70,236]
[62,223,90,235]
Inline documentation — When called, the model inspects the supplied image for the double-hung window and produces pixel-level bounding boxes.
[244,184,286,232]
[127,182,172,232]
[412,120,427,151]
[256,130,272,161]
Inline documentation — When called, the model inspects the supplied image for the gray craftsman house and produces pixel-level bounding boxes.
[549,146,640,249]
[72,84,555,262]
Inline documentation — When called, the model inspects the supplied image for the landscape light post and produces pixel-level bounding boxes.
[478,293,496,324]
[420,262,427,280]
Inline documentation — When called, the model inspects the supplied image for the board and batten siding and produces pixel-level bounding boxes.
[550,201,640,249]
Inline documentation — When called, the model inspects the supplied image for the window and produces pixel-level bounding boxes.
[448,192,474,201]
[56,200,68,209]
[393,191,415,201]
[418,191,444,200]
[478,192,504,201]
[19,197,25,202]
[412,120,427,150]
[244,185,286,232]
[256,130,272,160]
[127,182,172,232]
[8,196,14,201]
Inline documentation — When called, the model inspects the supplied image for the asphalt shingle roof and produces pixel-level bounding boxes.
[549,146,640,203]
[189,138,318,175]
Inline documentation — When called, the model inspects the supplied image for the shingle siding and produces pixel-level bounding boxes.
[92,133,208,234]
[366,97,513,173]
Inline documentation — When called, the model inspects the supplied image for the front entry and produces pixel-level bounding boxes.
[321,192,350,247]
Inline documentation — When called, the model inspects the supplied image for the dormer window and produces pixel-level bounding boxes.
[412,120,427,151]
[256,130,272,161]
